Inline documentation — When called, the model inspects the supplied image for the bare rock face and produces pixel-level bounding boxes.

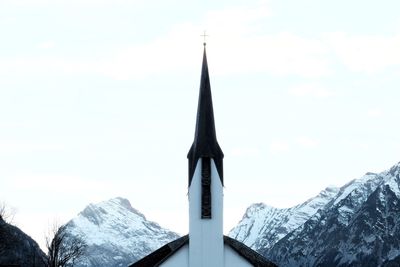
[0,218,47,266]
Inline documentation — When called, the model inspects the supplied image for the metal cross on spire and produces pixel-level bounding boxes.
[201,30,208,46]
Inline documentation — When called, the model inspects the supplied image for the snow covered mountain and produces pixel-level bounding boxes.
[65,197,179,267]
[230,162,400,266]
[229,186,340,251]
[264,162,400,266]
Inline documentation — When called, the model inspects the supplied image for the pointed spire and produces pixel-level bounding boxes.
[187,45,224,186]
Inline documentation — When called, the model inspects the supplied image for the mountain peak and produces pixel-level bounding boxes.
[66,197,180,267]
[111,196,132,208]
[78,197,146,226]
[107,197,145,217]
[388,161,400,177]
[245,203,273,216]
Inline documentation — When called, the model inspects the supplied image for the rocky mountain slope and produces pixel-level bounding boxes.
[229,186,339,251]
[264,163,400,266]
[65,197,179,267]
[0,217,47,266]
[230,162,400,266]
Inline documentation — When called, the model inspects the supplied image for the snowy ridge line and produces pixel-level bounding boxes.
[228,185,339,250]
[64,197,179,267]
[230,161,400,251]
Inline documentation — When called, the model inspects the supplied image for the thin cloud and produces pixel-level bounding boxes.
[204,2,271,35]
[11,174,118,196]
[37,41,55,49]
[269,140,290,153]
[0,2,332,79]
[230,147,261,157]
[269,137,320,153]
[296,137,320,149]
[326,32,400,73]
[4,3,400,80]
[0,58,95,76]
[289,83,335,98]
[367,108,384,118]
[0,141,64,155]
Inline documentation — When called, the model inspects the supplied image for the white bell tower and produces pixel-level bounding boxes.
[187,44,225,267]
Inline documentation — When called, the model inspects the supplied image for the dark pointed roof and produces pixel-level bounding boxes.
[128,235,278,267]
[187,45,224,186]
[128,236,189,267]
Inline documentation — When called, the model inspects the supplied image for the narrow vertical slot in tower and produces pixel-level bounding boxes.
[201,157,212,219]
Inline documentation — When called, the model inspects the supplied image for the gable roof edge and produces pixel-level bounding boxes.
[128,235,189,267]
[223,236,278,267]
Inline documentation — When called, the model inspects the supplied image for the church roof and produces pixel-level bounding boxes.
[128,235,189,267]
[224,236,277,267]
[187,45,224,186]
[129,235,278,267]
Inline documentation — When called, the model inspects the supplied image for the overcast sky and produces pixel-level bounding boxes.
[1,0,400,249]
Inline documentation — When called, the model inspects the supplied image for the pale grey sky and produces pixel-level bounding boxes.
[1,0,400,249]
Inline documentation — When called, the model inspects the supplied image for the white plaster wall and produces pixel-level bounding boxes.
[224,245,254,267]
[159,244,189,267]
[189,158,224,267]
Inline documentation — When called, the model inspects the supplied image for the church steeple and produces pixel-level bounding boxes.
[187,45,224,186]
[130,43,277,267]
